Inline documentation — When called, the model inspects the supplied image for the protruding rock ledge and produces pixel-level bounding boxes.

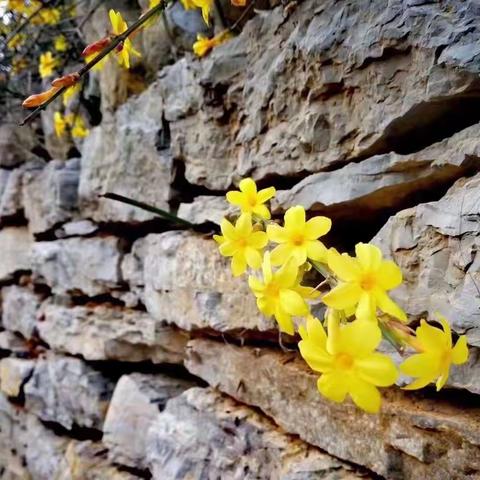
[38,303,188,364]
[147,386,370,480]
[185,339,480,479]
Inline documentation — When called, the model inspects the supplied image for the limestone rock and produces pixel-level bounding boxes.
[0,358,34,398]
[147,387,369,480]
[177,195,233,226]
[78,81,174,223]
[186,339,480,479]
[30,236,124,296]
[22,158,80,235]
[103,373,196,469]
[0,227,33,282]
[372,173,480,347]
[0,331,30,356]
[1,286,41,339]
[38,303,188,364]
[0,124,38,168]
[53,220,98,239]
[0,167,24,220]
[24,353,114,430]
[135,232,275,331]
[56,440,139,480]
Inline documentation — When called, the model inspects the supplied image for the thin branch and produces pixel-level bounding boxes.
[20,0,169,126]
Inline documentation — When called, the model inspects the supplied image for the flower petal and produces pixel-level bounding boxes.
[355,291,376,322]
[257,186,276,203]
[402,376,435,390]
[218,241,237,256]
[235,213,252,236]
[436,366,450,391]
[305,216,332,239]
[239,178,257,195]
[399,352,439,378]
[284,205,305,231]
[248,231,268,249]
[338,320,381,357]
[231,254,246,277]
[355,243,383,271]
[270,243,294,266]
[452,335,469,365]
[245,247,262,269]
[306,240,327,262]
[436,313,452,349]
[347,376,381,413]
[317,373,348,403]
[376,260,403,290]
[262,252,273,283]
[275,259,298,288]
[299,340,333,373]
[253,204,271,220]
[327,249,361,282]
[356,353,398,387]
[323,283,362,310]
[220,218,236,239]
[226,190,245,207]
[248,276,264,295]
[305,315,327,347]
[279,289,309,316]
[274,306,294,335]
[267,224,288,243]
[373,289,407,322]
[416,320,449,352]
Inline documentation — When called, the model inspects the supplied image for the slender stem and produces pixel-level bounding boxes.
[227,0,255,33]
[20,0,169,126]
[101,193,195,227]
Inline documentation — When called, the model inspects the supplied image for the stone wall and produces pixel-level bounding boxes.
[2,1,480,479]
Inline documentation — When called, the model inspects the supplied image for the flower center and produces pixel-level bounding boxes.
[265,282,280,299]
[236,238,247,248]
[248,195,257,207]
[291,233,304,246]
[360,273,376,291]
[334,353,354,370]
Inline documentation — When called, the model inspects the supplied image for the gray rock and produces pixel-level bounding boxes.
[0,331,30,355]
[104,373,196,468]
[38,303,188,364]
[147,387,369,480]
[0,124,38,168]
[1,286,41,339]
[136,232,275,331]
[186,339,480,479]
[24,353,114,430]
[30,236,124,296]
[0,167,24,220]
[0,227,33,282]
[177,195,233,226]
[54,220,98,239]
[0,358,35,398]
[22,158,80,235]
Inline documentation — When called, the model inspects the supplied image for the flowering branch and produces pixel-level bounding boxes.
[19,0,169,126]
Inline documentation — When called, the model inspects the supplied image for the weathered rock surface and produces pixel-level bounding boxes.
[22,158,80,235]
[103,373,196,469]
[24,354,114,430]
[186,339,480,479]
[0,125,38,168]
[1,285,41,338]
[0,331,30,356]
[78,80,174,223]
[0,167,24,220]
[373,173,480,347]
[31,236,124,296]
[0,227,33,282]
[177,195,232,226]
[0,358,34,398]
[132,232,275,331]
[38,303,188,364]
[147,386,369,480]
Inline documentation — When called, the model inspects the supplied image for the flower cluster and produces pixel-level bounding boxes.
[215,178,469,413]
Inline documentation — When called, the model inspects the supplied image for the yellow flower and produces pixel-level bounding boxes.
[54,112,67,138]
[54,35,68,52]
[248,253,317,335]
[226,178,276,220]
[267,206,331,266]
[7,33,25,50]
[12,57,28,75]
[38,51,58,78]
[323,244,406,323]
[84,53,109,72]
[63,83,81,106]
[109,9,141,69]
[213,213,268,276]
[8,0,27,13]
[192,31,231,57]
[400,314,468,391]
[299,314,398,413]
[66,114,89,139]
[181,0,213,25]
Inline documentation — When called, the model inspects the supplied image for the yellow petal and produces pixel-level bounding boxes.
[299,340,332,372]
[218,241,236,256]
[355,291,376,322]
[327,249,361,282]
[239,178,257,196]
[231,254,246,276]
[436,366,450,391]
[226,190,245,207]
[373,289,407,322]
[253,204,271,220]
[306,240,327,262]
[416,320,448,352]
[402,376,435,390]
[213,234,224,245]
[284,205,305,231]
[356,353,398,387]
[355,243,383,271]
[452,335,469,365]
[275,259,298,288]
[270,243,294,266]
[267,224,288,243]
[248,231,268,249]
[220,217,236,240]
[436,313,452,349]
[248,276,264,295]
[245,247,262,269]
[279,289,309,316]
[317,373,348,403]
[338,320,381,357]
[274,306,294,335]
[306,315,327,347]
[347,376,381,413]
[323,283,362,310]
[399,352,439,378]
[262,252,273,283]
[376,260,403,290]
[257,296,274,316]
[257,186,276,203]
[235,213,252,236]
[305,216,331,239]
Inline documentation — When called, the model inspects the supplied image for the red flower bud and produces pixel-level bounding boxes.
[81,37,111,57]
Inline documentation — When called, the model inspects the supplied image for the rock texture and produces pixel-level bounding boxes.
[0,227,33,282]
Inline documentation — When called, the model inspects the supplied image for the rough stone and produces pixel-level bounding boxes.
[0,167,24,220]
[24,353,114,430]
[147,387,369,480]
[54,219,98,239]
[30,236,124,296]
[0,227,33,282]
[1,285,41,339]
[272,124,480,217]
[38,303,188,364]
[177,195,233,226]
[0,331,30,356]
[136,232,275,331]
[0,124,38,168]
[186,339,480,479]
[22,158,80,235]
[0,358,34,398]
[103,373,196,469]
